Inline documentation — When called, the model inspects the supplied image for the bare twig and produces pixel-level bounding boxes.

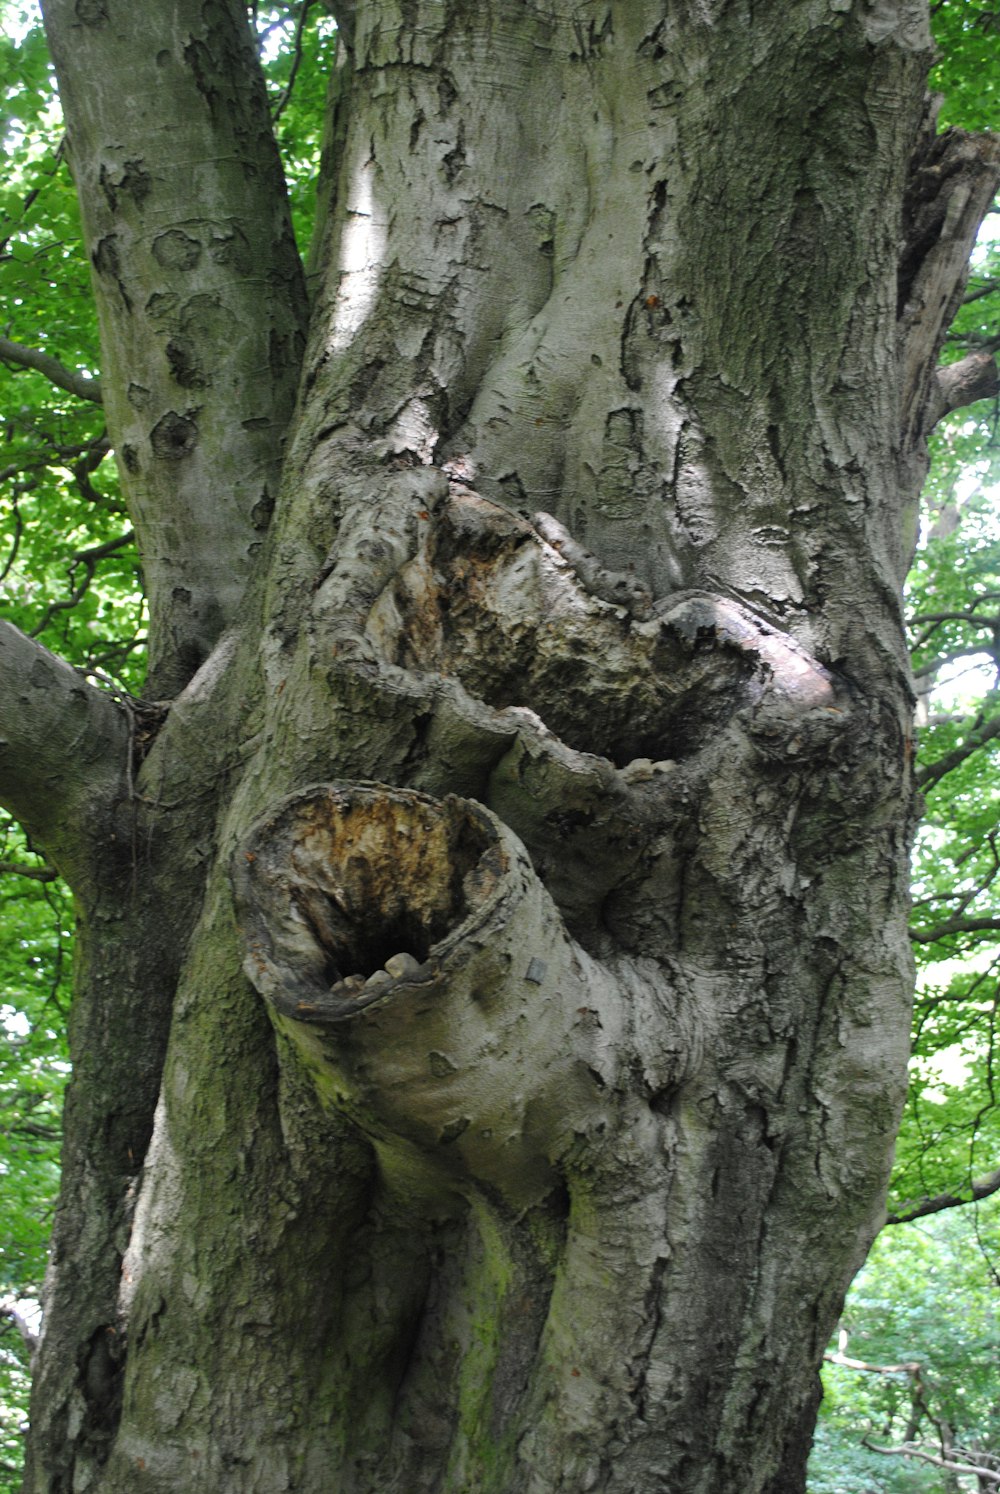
[270,0,315,123]
[27,530,135,638]
[863,1437,1000,1486]
[0,860,59,883]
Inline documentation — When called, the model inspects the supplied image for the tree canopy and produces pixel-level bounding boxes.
[0,2,998,1490]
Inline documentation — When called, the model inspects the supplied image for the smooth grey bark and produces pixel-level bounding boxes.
[0,622,127,879]
[41,0,309,696]
[10,2,1000,1493]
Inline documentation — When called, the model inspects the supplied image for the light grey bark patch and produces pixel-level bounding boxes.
[150,411,199,460]
[151,229,203,271]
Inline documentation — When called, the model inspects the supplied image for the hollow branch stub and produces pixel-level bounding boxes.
[232,784,617,1207]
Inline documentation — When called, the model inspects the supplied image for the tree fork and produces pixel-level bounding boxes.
[16,1,1000,1491]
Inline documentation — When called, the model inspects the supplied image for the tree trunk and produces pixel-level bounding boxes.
[10,2,999,1491]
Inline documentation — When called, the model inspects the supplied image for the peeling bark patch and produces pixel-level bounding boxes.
[152,230,203,271]
[598,408,647,519]
[150,411,199,460]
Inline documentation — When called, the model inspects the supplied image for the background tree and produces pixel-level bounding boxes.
[1,2,999,1492]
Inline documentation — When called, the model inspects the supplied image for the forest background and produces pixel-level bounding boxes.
[0,2,998,1489]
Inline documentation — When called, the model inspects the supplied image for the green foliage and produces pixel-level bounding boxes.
[252,2,339,259]
[930,0,1000,131]
[890,448,1000,1221]
[810,1206,1000,1492]
[0,824,69,1492]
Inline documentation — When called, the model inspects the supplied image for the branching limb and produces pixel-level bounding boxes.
[898,122,1000,448]
[910,915,1000,943]
[0,621,129,874]
[862,1438,1000,1486]
[915,710,1000,789]
[927,348,1000,427]
[0,336,102,404]
[885,1164,1000,1223]
[27,530,136,639]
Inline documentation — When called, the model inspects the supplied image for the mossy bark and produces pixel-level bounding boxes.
[10,2,1000,1491]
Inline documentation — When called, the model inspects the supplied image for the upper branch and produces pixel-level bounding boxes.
[915,710,1000,789]
[0,336,103,404]
[0,621,129,876]
[898,123,1000,450]
[41,0,310,696]
[926,348,999,428]
[885,1165,1000,1224]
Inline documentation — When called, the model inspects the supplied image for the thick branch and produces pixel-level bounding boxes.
[0,335,103,404]
[231,783,660,1211]
[926,349,999,428]
[863,1439,1000,1486]
[0,859,60,882]
[0,620,129,872]
[898,124,1000,449]
[909,914,1000,944]
[885,1165,1000,1224]
[915,711,1000,789]
[41,0,310,695]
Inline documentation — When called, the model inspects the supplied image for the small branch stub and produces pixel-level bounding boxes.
[232,783,618,1207]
